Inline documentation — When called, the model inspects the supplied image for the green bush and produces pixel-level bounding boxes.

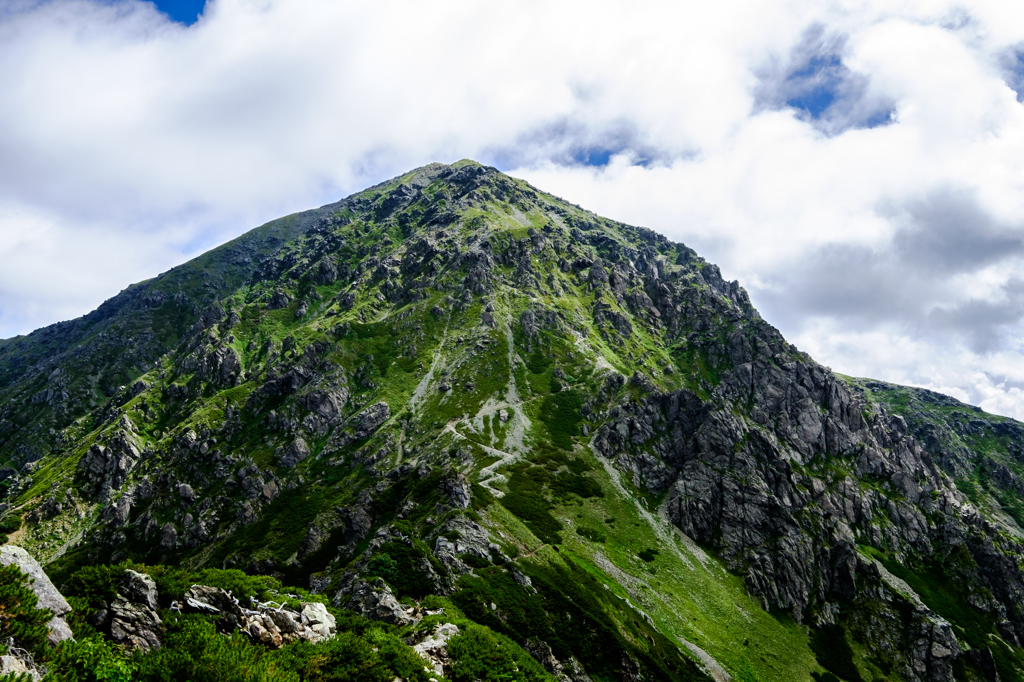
[267,629,431,682]
[0,563,53,657]
[446,623,552,682]
[575,527,606,543]
[0,515,23,534]
[364,554,399,584]
[44,636,133,682]
[376,543,437,599]
[811,673,843,682]
[459,553,491,569]
[539,391,583,450]
[470,483,494,511]
[500,468,562,545]
[131,613,300,682]
[551,472,602,500]
[638,548,659,563]
[525,351,551,374]
[60,564,122,609]
[453,561,706,682]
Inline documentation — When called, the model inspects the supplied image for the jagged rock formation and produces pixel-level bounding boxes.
[1,160,1023,680]
[109,570,162,651]
[181,585,337,647]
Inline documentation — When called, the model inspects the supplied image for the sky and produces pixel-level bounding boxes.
[3,1,1024,418]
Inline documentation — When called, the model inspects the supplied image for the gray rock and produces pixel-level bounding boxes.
[301,386,349,423]
[433,516,504,579]
[268,288,293,310]
[526,639,566,679]
[354,402,390,437]
[183,584,335,646]
[177,483,195,503]
[0,546,73,646]
[300,602,337,639]
[0,654,40,681]
[279,437,311,468]
[414,623,460,677]
[442,471,472,510]
[160,522,177,549]
[345,579,419,626]
[110,570,162,651]
[77,430,141,500]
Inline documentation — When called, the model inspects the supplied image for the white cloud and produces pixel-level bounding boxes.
[4,0,1024,417]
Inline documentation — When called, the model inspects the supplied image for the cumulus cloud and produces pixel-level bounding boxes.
[4,0,1024,417]
[753,23,896,134]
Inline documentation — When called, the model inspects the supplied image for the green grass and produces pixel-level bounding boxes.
[501,465,563,545]
[539,390,583,450]
[546,446,824,682]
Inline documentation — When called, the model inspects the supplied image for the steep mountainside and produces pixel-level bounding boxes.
[2,160,1024,681]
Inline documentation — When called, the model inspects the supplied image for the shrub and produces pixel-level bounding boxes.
[0,515,22,534]
[276,630,430,682]
[575,527,606,543]
[44,636,132,682]
[132,613,300,682]
[539,391,583,450]
[500,468,562,545]
[638,549,659,563]
[446,623,552,682]
[812,673,843,682]
[60,564,123,609]
[376,543,436,599]
[364,554,399,584]
[0,563,53,657]
[525,352,551,374]
[551,472,602,500]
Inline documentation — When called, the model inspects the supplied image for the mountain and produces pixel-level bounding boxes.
[2,159,1024,681]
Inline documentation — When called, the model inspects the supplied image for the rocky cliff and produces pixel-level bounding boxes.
[0,160,1021,681]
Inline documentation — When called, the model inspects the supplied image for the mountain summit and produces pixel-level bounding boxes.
[2,160,1024,681]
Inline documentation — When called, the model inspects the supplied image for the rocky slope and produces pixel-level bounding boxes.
[0,160,1022,681]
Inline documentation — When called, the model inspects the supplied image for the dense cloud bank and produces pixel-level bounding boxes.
[3,0,1024,416]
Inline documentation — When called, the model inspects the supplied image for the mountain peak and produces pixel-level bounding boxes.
[0,163,1022,681]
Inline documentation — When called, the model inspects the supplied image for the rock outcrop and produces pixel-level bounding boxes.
[77,430,141,501]
[342,579,419,626]
[413,623,460,677]
[109,569,162,651]
[181,585,336,648]
[0,546,73,646]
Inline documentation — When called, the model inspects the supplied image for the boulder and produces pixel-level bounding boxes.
[279,437,311,468]
[300,602,337,639]
[346,579,419,626]
[354,402,390,438]
[0,546,73,646]
[442,471,472,510]
[77,430,141,500]
[414,623,460,676]
[109,570,162,651]
[182,585,335,647]
[0,654,40,681]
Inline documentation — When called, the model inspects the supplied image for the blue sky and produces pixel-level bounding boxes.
[4,0,1024,418]
[151,0,205,24]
